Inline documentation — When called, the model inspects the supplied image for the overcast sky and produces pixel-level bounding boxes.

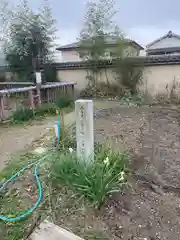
[9,0,180,48]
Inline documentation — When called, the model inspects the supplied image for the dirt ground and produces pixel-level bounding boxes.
[0,113,76,169]
[0,120,54,169]
[2,102,180,239]
[0,100,120,169]
[94,106,180,240]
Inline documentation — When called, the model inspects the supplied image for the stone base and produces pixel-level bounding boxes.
[29,220,83,240]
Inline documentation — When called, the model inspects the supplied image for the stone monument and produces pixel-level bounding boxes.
[75,99,94,162]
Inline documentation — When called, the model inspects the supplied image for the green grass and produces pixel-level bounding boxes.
[50,145,128,209]
[0,148,58,240]
[0,152,40,240]
[11,103,57,124]
[0,191,31,240]
[0,130,129,240]
[9,103,73,125]
[12,108,34,123]
[0,152,36,179]
[11,93,74,124]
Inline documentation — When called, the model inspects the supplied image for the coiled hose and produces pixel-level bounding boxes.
[0,116,61,222]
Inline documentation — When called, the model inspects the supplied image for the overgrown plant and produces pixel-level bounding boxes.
[120,91,144,106]
[78,0,141,99]
[11,102,71,123]
[153,78,180,105]
[12,107,34,123]
[51,145,128,209]
[168,78,180,104]
[78,0,119,87]
[114,39,144,95]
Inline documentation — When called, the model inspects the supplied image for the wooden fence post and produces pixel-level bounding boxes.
[28,90,35,110]
[47,88,50,104]
[72,84,75,99]
[36,88,42,107]
[0,95,5,122]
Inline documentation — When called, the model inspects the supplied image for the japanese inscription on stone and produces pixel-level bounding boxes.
[75,99,94,162]
[79,105,85,154]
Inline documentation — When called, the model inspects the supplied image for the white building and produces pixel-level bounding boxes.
[56,36,143,62]
[146,31,180,56]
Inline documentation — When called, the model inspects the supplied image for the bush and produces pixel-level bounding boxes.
[12,107,34,123]
[11,100,74,124]
[115,58,144,95]
[55,95,73,110]
[42,64,57,83]
[12,104,57,123]
[51,145,128,208]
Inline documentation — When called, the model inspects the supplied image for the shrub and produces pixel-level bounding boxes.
[50,145,128,208]
[114,57,144,95]
[12,107,34,123]
[12,103,57,123]
[55,95,72,110]
[42,64,57,83]
[11,99,74,124]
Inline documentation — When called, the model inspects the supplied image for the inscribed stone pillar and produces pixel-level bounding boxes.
[75,99,94,162]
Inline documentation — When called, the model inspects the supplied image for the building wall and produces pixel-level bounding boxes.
[104,45,139,57]
[141,65,180,94]
[57,68,116,90]
[147,36,180,50]
[57,64,180,96]
[61,50,81,62]
[60,45,140,62]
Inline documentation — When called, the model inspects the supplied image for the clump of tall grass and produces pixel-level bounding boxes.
[50,145,128,208]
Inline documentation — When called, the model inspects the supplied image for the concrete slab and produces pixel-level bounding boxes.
[29,220,84,240]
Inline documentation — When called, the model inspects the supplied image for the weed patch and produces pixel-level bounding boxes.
[50,145,128,209]
[11,103,73,124]
[120,92,144,107]
[12,108,34,123]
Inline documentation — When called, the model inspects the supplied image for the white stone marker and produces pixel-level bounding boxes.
[30,220,84,240]
[75,99,94,162]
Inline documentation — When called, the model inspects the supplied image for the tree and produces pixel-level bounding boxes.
[114,56,144,95]
[113,30,144,95]
[79,0,143,97]
[0,0,57,82]
[78,0,124,86]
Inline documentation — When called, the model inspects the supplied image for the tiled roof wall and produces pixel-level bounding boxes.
[52,55,180,69]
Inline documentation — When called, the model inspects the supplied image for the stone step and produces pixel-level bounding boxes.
[29,220,84,240]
